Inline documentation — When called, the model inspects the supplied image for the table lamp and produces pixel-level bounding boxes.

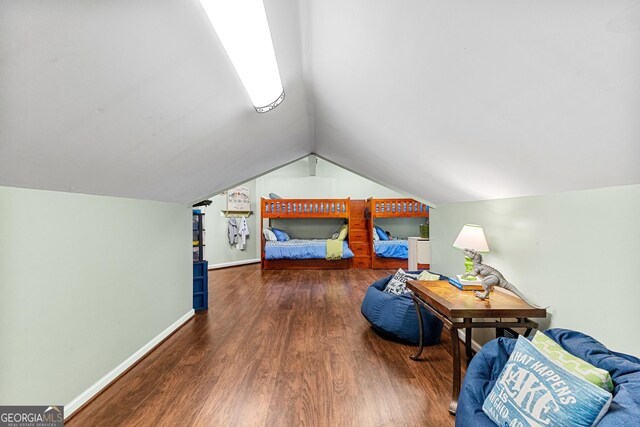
[453,224,490,277]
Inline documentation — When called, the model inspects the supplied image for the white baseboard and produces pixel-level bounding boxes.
[456,329,483,353]
[208,258,260,270]
[64,309,195,419]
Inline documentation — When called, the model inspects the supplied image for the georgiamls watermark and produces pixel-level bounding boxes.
[0,406,64,427]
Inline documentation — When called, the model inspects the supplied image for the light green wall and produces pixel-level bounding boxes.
[202,180,259,266]
[430,184,640,356]
[256,158,408,244]
[256,157,407,200]
[0,186,192,405]
[203,157,409,266]
[374,217,426,239]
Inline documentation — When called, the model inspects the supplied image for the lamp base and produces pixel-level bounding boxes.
[463,256,475,276]
[456,274,480,283]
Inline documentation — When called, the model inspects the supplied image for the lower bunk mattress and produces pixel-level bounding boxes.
[265,239,355,260]
[373,239,408,259]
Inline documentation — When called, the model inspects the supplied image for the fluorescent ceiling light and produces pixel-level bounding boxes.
[199,0,285,113]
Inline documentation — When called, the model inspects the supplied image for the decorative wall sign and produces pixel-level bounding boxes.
[227,186,251,211]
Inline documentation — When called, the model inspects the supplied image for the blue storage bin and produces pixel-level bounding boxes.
[193,262,207,277]
[193,261,208,311]
[193,277,206,293]
[193,292,208,311]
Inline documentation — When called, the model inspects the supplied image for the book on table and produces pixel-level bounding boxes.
[448,275,484,291]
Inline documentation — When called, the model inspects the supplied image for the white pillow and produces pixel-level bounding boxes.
[383,269,418,295]
[373,230,380,241]
[263,228,277,241]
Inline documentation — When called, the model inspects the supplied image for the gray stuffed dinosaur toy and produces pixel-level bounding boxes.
[463,248,537,306]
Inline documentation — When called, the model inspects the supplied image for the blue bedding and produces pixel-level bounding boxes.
[374,239,408,258]
[265,239,354,260]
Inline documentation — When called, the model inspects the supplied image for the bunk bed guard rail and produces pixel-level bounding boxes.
[370,198,429,216]
[261,198,350,218]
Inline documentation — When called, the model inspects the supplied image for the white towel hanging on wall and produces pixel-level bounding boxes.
[236,216,250,250]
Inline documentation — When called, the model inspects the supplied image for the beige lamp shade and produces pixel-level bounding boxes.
[453,224,490,252]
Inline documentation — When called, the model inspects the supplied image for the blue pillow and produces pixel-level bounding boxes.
[271,228,289,241]
[482,336,612,427]
[374,226,389,241]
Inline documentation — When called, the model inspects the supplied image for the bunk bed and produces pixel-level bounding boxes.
[260,198,354,270]
[366,198,429,269]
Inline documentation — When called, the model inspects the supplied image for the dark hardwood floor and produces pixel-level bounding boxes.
[68,265,464,426]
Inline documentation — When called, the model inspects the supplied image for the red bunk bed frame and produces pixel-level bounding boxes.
[366,198,430,270]
[260,198,351,270]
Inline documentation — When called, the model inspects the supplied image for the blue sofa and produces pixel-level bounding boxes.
[360,272,444,345]
[456,328,640,426]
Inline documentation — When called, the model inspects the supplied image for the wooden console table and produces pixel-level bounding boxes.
[405,280,546,415]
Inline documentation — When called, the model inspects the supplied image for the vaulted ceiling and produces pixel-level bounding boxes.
[2,0,639,204]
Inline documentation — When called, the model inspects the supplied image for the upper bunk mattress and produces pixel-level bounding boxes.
[373,239,408,259]
[265,239,355,260]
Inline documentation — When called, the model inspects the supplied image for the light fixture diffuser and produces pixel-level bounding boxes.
[199,0,285,113]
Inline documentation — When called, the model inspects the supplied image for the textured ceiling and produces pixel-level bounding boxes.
[0,0,312,203]
[1,0,639,204]
[306,0,640,203]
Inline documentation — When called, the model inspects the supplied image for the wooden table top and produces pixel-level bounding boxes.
[406,280,547,319]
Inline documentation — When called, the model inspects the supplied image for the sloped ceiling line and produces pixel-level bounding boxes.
[1,0,639,204]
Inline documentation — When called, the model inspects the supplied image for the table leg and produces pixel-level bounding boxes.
[465,326,473,361]
[449,326,461,415]
[410,295,424,361]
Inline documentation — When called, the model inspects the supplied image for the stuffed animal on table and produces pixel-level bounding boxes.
[463,249,537,306]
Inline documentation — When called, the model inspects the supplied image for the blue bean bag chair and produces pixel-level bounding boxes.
[360,272,444,345]
[456,328,640,426]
